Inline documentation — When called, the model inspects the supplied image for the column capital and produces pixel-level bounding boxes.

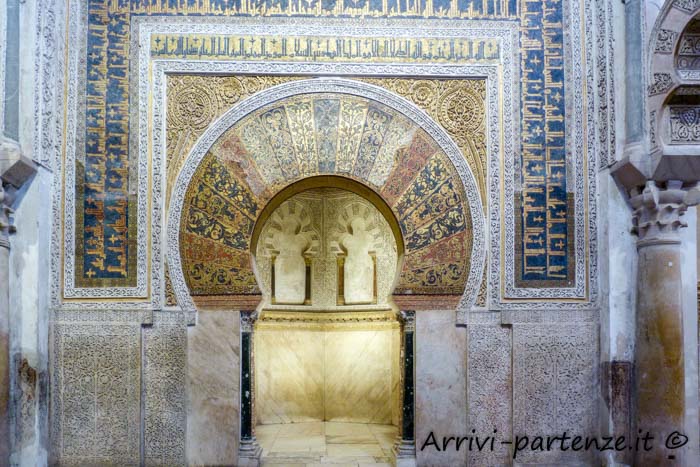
[398,310,415,331]
[0,136,35,251]
[239,310,258,332]
[0,185,14,250]
[630,180,700,247]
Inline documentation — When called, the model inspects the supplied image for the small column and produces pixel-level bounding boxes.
[238,310,262,466]
[0,185,13,462]
[630,181,698,465]
[393,310,416,467]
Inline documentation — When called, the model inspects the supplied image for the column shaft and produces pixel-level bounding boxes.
[636,242,685,464]
[238,310,262,466]
[631,181,697,465]
[0,186,11,462]
[393,310,416,466]
[401,330,414,442]
[240,331,253,440]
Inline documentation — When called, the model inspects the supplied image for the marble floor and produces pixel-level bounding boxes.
[257,421,397,466]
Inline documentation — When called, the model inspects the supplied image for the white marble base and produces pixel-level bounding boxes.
[238,439,263,467]
[257,421,396,466]
[238,456,262,467]
[391,454,417,467]
[391,439,416,467]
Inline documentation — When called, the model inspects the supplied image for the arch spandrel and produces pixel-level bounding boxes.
[169,79,485,311]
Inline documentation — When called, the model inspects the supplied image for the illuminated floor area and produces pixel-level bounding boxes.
[258,421,398,466]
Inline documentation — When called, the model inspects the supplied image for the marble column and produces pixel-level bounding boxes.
[0,184,14,462]
[238,310,262,467]
[0,185,13,462]
[630,181,699,465]
[392,310,416,467]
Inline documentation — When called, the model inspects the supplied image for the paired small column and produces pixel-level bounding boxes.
[393,310,416,466]
[630,181,698,465]
[238,310,262,466]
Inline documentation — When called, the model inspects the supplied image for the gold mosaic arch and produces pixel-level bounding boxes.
[172,81,481,306]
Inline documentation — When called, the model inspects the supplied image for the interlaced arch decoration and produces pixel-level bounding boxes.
[166,78,486,316]
[648,1,700,153]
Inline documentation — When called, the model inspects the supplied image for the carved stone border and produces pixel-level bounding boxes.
[57,0,149,302]
[144,18,512,316]
[500,0,597,307]
[143,16,595,309]
[53,11,599,310]
[51,13,515,310]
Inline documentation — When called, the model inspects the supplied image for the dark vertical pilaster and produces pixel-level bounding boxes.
[238,310,262,466]
[393,310,416,466]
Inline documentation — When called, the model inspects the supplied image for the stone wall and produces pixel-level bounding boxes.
[415,310,598,466]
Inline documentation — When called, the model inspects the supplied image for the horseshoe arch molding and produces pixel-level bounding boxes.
[166,78,487,318]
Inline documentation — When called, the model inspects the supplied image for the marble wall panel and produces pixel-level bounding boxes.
[512,323,598,465]
[50,318,141,466]
[255,325,325,423]
[324,325,397,424]
[415,310,468,467]
[255,323,397,424]
[143,312,187,466]
[186,310,240,466]
[467,321,512,466]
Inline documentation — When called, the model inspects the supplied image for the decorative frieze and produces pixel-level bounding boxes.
[669,106,700,143]
[655,29,678,53]
[674,0,700,12]
[648,73,674,96]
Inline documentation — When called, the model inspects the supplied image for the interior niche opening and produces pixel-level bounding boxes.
[252,185,401,463]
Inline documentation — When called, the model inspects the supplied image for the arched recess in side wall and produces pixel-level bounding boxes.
[165,78,486,316]
[647,0,700,179]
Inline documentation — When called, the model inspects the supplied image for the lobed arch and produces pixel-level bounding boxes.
[166,78,486,314]
[648,0,700,166]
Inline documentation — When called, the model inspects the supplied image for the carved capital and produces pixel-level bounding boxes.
[630,180,700,247]
[0,185,14,250]
[0,137,36,250]
[240,310,259,333]
[398,310,415,332]
[0,136,36,188]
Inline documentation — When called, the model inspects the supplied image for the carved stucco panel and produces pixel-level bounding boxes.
[50,320,141,465]
[467,322,512,466]
[512,323,598,464]
[143,313,188,466]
